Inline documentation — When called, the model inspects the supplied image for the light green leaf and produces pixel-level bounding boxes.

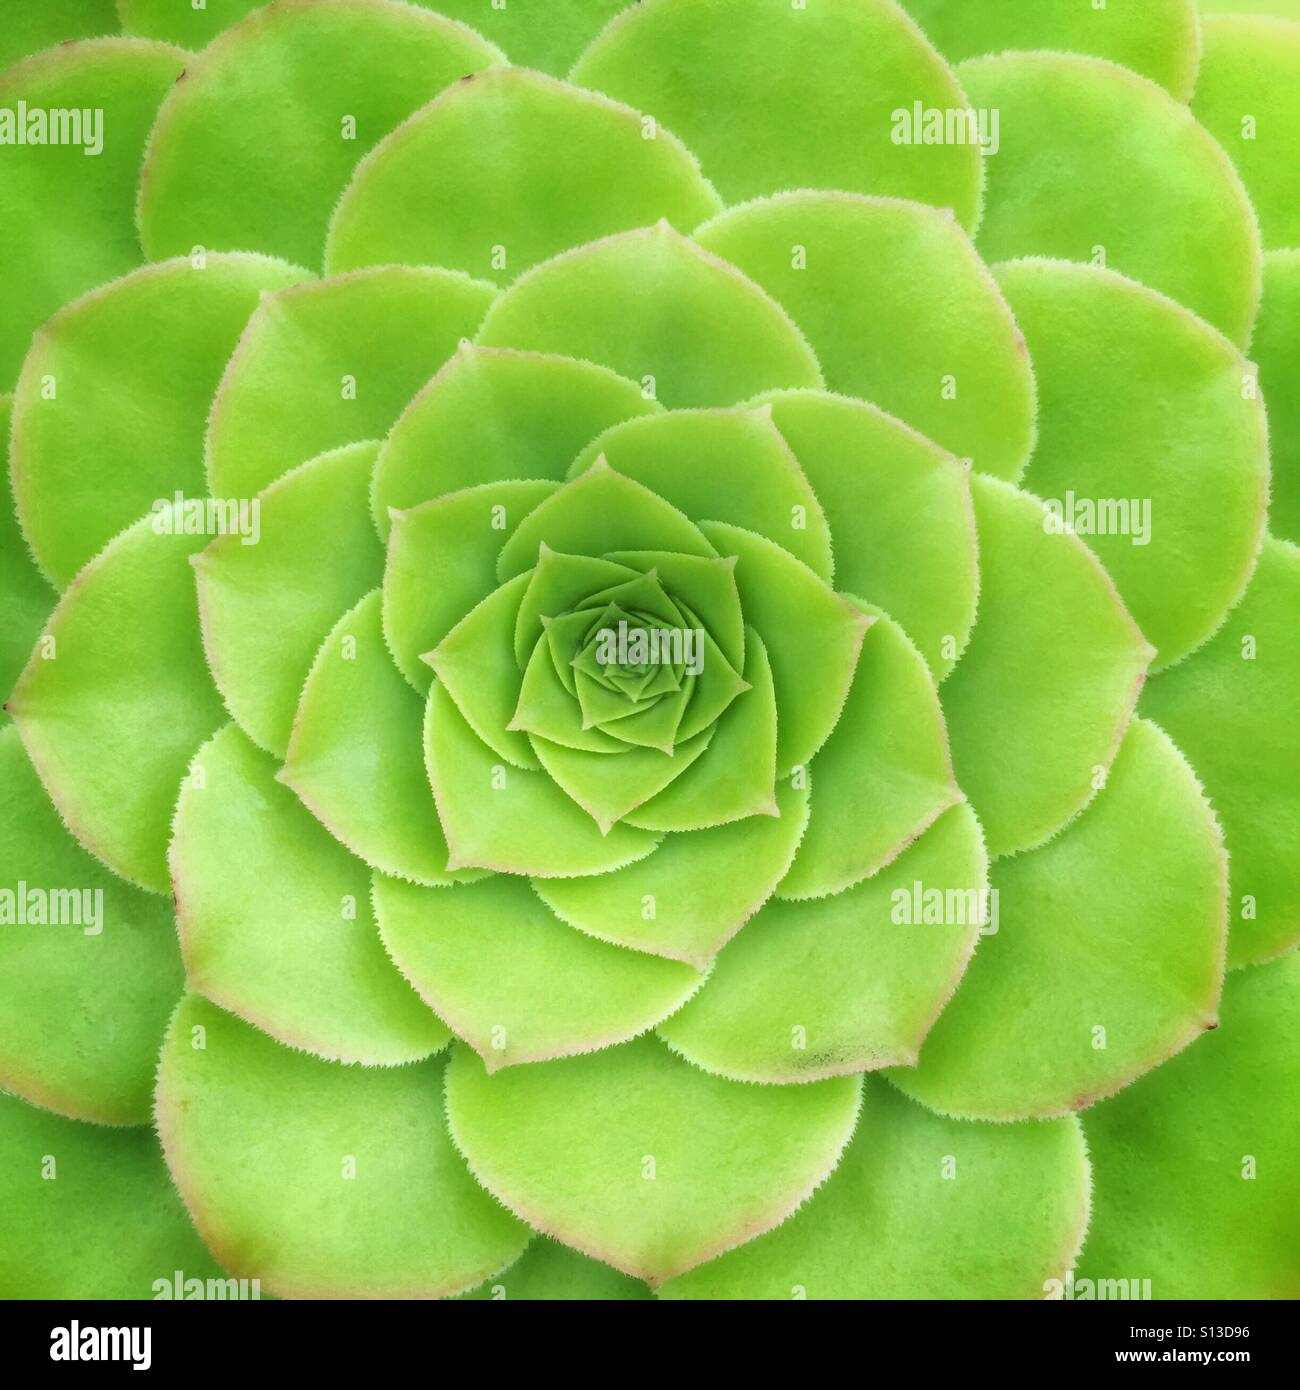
[0,37,188,388]
[205,267,496,500]
[444,1035,860,1284]
[476,223,822,408]
[536,775,808,967]
[660,1078,1090,1300]
[0,1090,224,1299]
[420,0,628,74]
[1141,539,1300,968]
[779,606,960,901]
[571,408,833,582]
[7,508,225,892]
[373,346,658,540]
[173,723,449,1064]
[424,681,661,877]
[1254,251,1300,544]
[571,0,983,227]
[513,548,640,671]
[901,0,1201,99]
[960,51,1262,347]
[996,258,1269,672]
[283,592,468,885]
[753,390,977,680]
[374,873,703,1069]
[606,552,746,674]
[157,994,527,1299]
[699,521,870,773]
[12,254,309,587]
[1192,16,1300,251]
[459,1239,651,1301]
[940,476,1152,859]
[662,803,985,1082]
[890,720,1226,1119]
[698,195,1036,481]
[194,442,384,758]
[0,397,53,720]
[137,0,504,269]
[0,2,122,70]
[1080,950,1300,1300]
[385,481,557,693]
[327,66,721,281]
[0,726,181,1125]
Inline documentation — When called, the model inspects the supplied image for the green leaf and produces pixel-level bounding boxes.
[137,0,504,269]
[418,0,628,75]
[698,195,1036,482]
[0,397,53,721]
[425,574,540,771]
[889,719,1226,1119]
[625,627,780,832]
[570,408,834,583]
[1254,251,1300,544]
[173,723,449,1064]
[157,994,528,1299]
[7,508,225,892]
[513,548,641,671]
[0,1091,225,1299]
[194,441,384,758]
[476,223,822,409]
[497,457,717,582]
[374,873,704,1069]
[779,606,961,901]
[607,552,746,674]
[659,1078,1090,1300]
[940,476,1153,859]
[901,0,1202,99]
[0,2,122,70]
[459,1239,651,1301]
[0,726,182,1125]
[661,803,985,1082]
[327,66,721,282]
[385,481,557,693]
[0,37,188,389]
[444,1035,860,1285]
[536,775,809,968]
[511,629,628,753]
[996,258,1269,672]
[571,0,983,227]
[282,592,468,886]
[530,728,714,834]
[699,521,870,773]
[960,51,1262,347]
[12,254,309,587]
[1141,539,1300,968]
[205,267,496,501]
[373,346,658,540]
[424,681,661,877]
[120,0,263,46]
[753,390,977,680]
[1079,950,1300,1300]
[1192,16,1300,251]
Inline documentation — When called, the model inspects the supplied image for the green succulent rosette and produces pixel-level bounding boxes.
[0,0,1296,1301]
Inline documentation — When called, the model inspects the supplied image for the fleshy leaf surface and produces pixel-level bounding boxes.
[698,195,1036,481]
[0,397,53,717]
[1140,539,1300,967]
[0,727,182,1125]
[661,803,985,1083]
[205,267,496,500]
[7,508,225,892]
[12,254,309,587]
[374,873,703,1069]
[939,476,1152,859]
[1253,252,1300,544]
[327,66,721,281]
[890,720,1226,1119]
[444,1036,861,1284]
[459,1239,651,1301]
[137,0,504,268]
[0,1,121,70]
[660,1078,1090,1300]
[476,224,822,409]
[173,724,449,1065]
[157,995,527,1299]
[959,51,1262,347]
[571,0,983,226]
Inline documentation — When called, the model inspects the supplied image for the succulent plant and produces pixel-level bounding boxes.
[1,0,1296,1301]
